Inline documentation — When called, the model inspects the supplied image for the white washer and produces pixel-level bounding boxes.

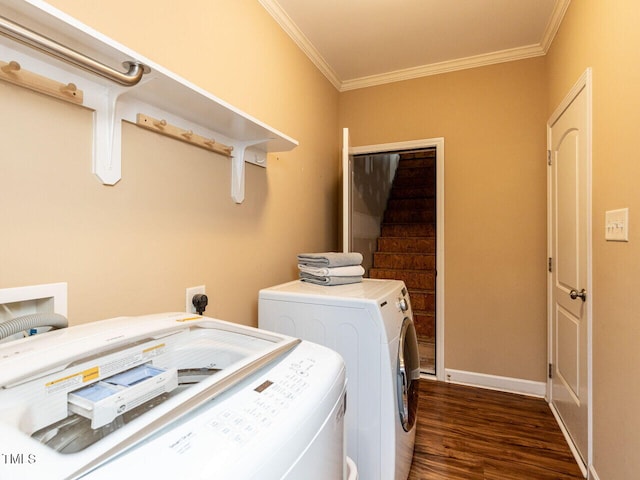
[0,313,349,479]
[259,279,420,480]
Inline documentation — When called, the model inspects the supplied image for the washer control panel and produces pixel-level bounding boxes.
[203,358,314,449]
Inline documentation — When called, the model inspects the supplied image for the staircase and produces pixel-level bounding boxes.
[369,149,436,373]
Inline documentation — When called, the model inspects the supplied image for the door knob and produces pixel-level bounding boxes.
[569,289,587,302]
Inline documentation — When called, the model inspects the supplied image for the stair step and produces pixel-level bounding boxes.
[381,223,435,237]
[373,252,435,270]
[390,184,436,199]
[377,236,435,253]
[397,156,436,169]
[393,166,436,187]
[407,290,435,312]
[386,197,436,212]
[413,312,436,339]
[399,149,435,158]
[384,208,435,224]
[369,268,435,290]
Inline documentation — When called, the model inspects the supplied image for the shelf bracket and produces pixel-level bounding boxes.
[90,88,128,185]
[231,140,268,203]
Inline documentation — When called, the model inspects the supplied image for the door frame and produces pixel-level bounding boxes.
[347,136,445,381]
[546,68,592,477]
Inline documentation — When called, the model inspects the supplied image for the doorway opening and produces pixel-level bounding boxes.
[347,139,443,377]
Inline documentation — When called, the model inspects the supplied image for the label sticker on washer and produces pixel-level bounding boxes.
[45,366,100,394]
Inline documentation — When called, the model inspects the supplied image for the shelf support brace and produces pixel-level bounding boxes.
[231,140,267,203]
[91,89,126,185]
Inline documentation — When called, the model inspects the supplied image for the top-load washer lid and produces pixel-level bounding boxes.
[0,313,305,479]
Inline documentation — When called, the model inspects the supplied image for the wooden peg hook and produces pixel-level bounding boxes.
[135,113,233,157]
[60,82,78,96]
[1,61,21,74]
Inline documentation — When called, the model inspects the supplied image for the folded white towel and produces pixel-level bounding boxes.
[299,272,363,286]
[297,252,363,268]
[298,264,365,277]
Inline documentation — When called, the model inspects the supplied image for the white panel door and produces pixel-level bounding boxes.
[342,127,353,252]
[548,70,591,472]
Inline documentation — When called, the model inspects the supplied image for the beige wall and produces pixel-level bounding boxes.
[339,58,549,383]
[547,1,640,478]
[0,0,340,326]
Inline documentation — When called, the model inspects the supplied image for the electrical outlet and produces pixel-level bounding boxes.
[185,285,206,313]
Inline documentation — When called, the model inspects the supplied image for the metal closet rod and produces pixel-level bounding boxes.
[0,15,148,86]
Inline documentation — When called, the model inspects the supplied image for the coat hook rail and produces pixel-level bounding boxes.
[0,58,83,104]
[136,113,234,157]
[0,15,148,86]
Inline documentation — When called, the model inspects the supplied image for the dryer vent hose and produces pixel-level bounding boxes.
[0,313,68,340]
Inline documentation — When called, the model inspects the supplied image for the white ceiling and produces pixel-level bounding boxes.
[259,0,570,91]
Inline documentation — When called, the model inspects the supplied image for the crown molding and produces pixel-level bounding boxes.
[540,0,571,53]
[260,0,571,92]
[340,44,546,91]
[258,0,342,90]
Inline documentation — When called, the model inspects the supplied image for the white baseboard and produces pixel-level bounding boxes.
[444,368,547,398]
[549,403,587,477]
[588,464,600,480]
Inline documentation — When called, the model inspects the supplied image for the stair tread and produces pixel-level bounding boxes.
[370,266,435,271]
[375,251,435,256]
[379,234,435,237]
[378,239,435,245]
[382,223,434,226]
[381,221,435,224]
[377,236,436,243]
[377,251,434,255]
[381,221,436,226]
[369,269,434,276]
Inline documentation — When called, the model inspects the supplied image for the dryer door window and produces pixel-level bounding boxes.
[397,317,420,432]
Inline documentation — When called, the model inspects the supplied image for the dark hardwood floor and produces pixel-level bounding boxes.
[408,380,584,480]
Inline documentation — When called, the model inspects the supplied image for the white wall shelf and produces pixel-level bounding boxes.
[0,0,298,203]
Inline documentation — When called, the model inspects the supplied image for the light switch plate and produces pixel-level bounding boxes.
[605,208,629,241]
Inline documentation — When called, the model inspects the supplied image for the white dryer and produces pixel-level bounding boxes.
[259,279,420,480]
[0,313,348,480]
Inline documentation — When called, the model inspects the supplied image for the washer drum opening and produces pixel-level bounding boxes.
[396,317,420,432]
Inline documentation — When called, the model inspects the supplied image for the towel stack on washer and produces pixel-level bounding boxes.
[297,252,364,286]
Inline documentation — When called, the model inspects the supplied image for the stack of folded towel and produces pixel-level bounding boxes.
[297,252,364,286]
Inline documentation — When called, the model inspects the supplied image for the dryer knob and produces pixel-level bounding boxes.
[398,298,408,312]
